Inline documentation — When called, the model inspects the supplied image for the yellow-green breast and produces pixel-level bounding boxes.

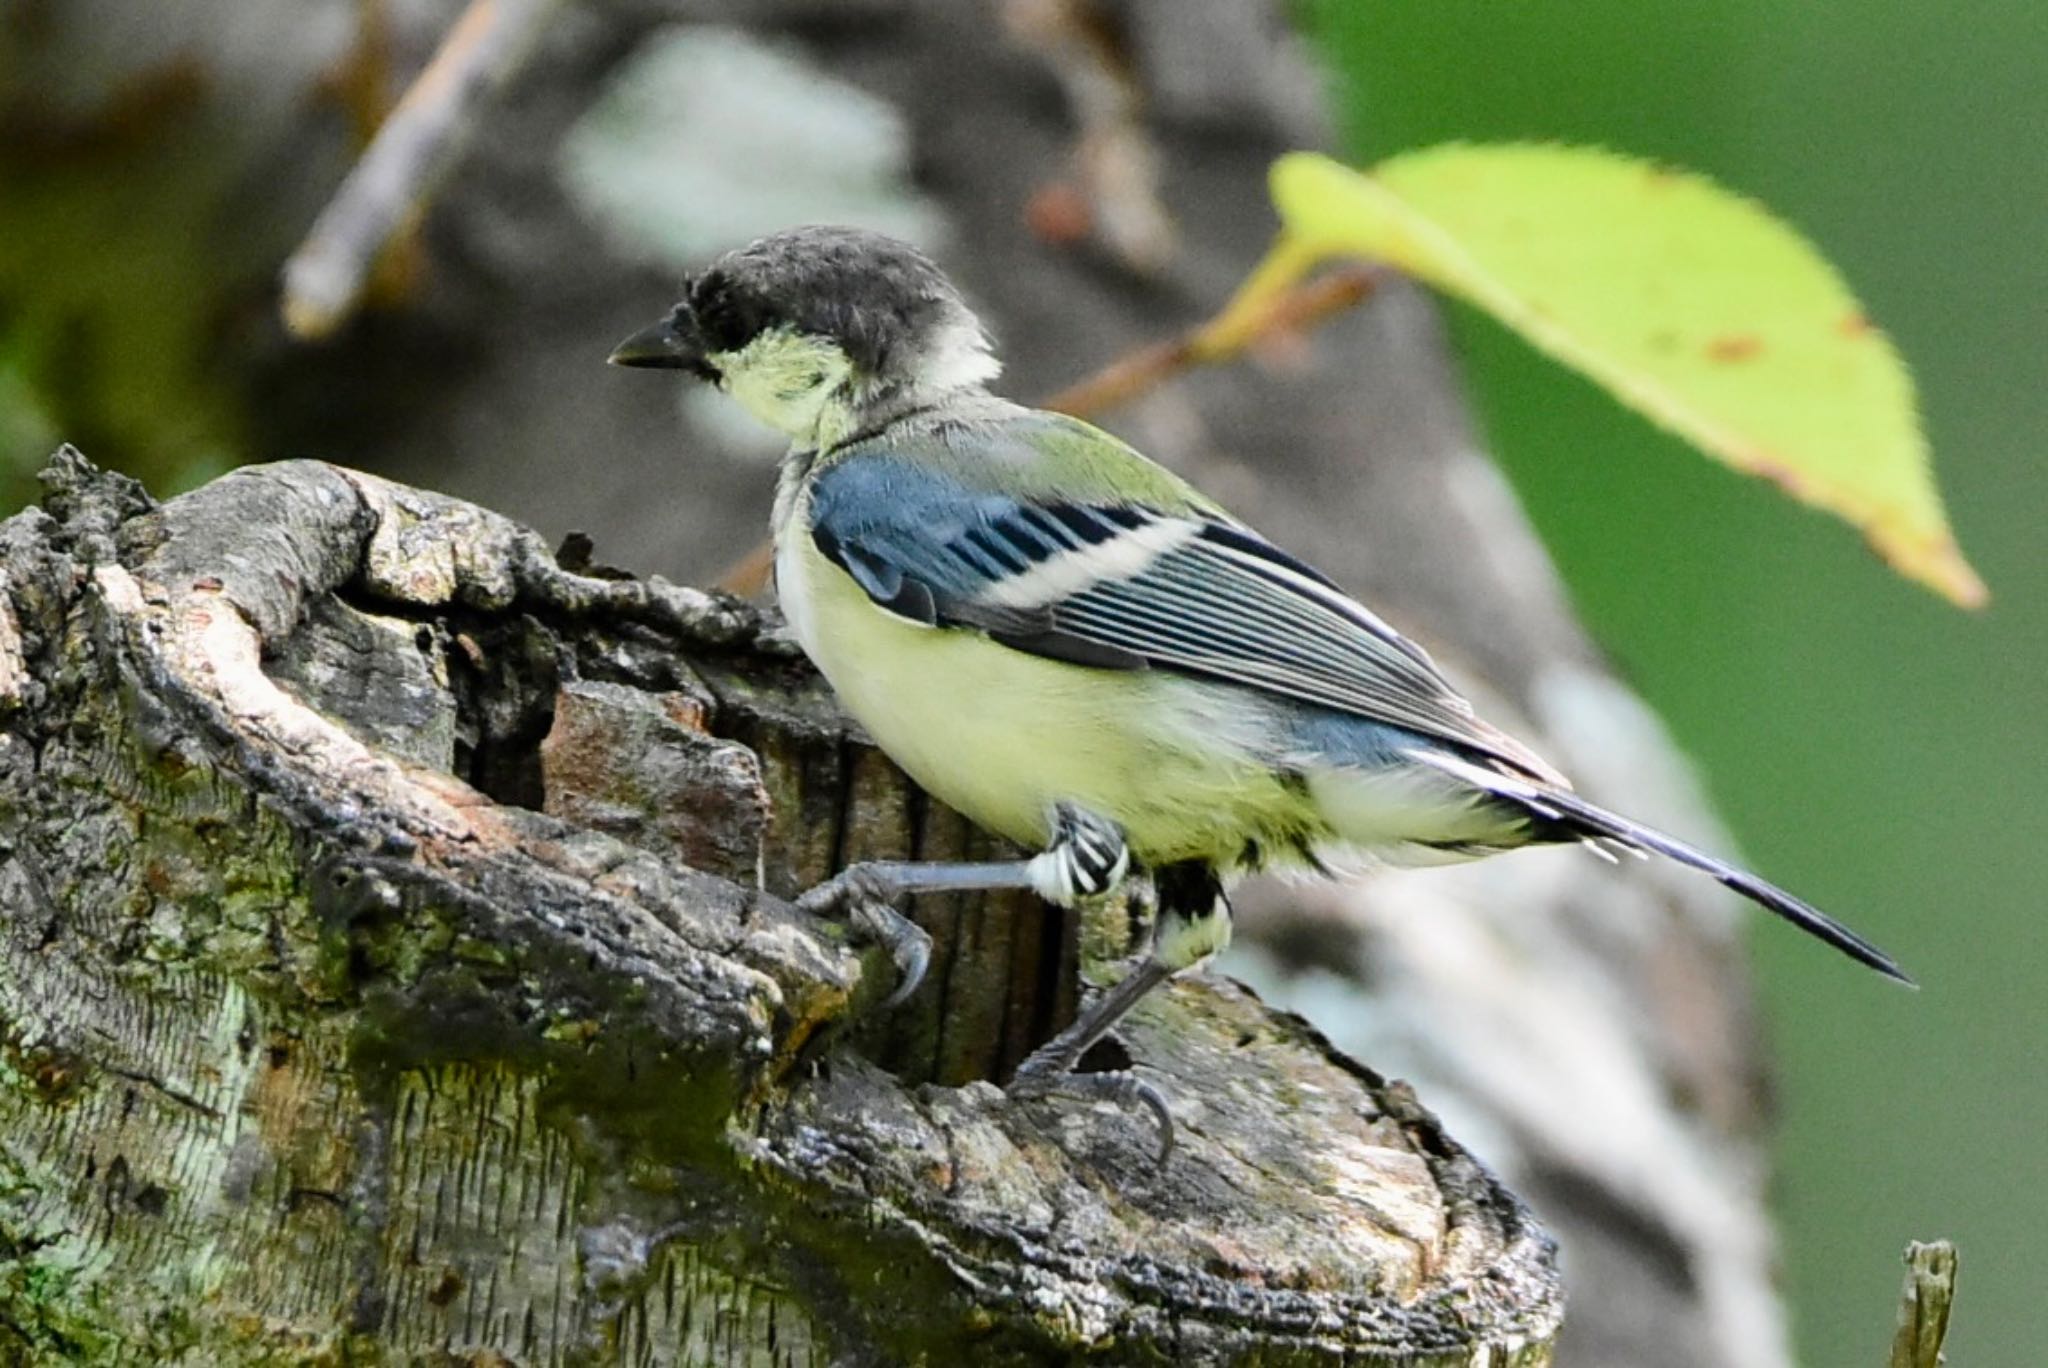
[774,492,1318,866]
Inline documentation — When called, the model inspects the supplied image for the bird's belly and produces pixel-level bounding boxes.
[778,536,1302,862]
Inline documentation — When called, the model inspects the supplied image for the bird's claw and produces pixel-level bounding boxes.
[850,900,931,1009]
[795,867,932,1009]
[1008,1055,1174,1169]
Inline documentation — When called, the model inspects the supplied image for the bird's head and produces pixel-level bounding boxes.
[608,226,999,450]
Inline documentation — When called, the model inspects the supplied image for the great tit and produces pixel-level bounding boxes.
[611,225,1907,1157]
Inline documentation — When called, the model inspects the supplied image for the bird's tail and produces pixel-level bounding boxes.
[1411,749,1915,985]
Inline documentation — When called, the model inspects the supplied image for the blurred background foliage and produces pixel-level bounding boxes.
[1305,1,2044,1362]
[0,1,2037,1362]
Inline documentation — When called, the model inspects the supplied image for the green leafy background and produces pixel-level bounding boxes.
[1304,2,2044,1362]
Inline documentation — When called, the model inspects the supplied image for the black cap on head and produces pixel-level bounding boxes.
[609,226,990,387]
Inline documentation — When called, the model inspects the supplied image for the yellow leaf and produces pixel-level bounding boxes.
[1250,146,1985,607]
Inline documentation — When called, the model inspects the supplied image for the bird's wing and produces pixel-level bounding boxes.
[804,439,1565,784]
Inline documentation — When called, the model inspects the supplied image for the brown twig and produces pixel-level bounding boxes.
[1043,262,1382,419]
[280,0,565,340]
[712,261,1384,593]
[1888,1240,1959,1368]
[715,540,779,602]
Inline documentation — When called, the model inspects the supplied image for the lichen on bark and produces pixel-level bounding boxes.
[0,448,1561,1364]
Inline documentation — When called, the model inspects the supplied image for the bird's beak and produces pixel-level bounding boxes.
[607,316,702,370]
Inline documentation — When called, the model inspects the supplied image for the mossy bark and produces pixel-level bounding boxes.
[0,449,1561,1364]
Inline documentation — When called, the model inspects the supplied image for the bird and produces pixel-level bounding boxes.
[609,224,1909,1160]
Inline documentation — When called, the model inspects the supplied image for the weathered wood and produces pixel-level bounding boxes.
[0,449,1562,1364]
[1888,1240,1958,1368]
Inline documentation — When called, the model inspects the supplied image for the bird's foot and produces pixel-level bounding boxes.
[1008,1042,1174,1169]
[795,868,932,1010]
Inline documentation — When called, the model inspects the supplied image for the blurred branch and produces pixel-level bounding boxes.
[1887,1240,1958,1368]
[716,539,778,601]
[1040,261,1383,417]
[715,261,1383,593]
[330,0,398,148]
[1003,0,1175,274]
[281,0,565,340]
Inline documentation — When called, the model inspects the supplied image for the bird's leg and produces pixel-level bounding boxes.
[1007,861,1230,1167]
[794,804,1129,1009]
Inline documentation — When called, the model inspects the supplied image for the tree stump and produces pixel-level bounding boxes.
[0,449,1562,1363]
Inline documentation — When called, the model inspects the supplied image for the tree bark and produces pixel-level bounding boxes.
[0,448,1561,1363]
[0,3,1805,1363]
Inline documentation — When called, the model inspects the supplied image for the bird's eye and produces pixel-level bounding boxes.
[689,273,763,354]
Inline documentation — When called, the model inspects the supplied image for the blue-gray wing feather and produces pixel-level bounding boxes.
[805,450,1556,779]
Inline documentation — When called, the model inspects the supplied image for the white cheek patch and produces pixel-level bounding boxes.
[915,313,1002,392]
